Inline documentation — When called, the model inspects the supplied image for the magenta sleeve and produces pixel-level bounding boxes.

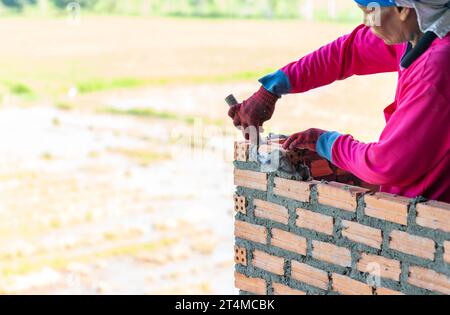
[280,24,400,93]
[331,84,450,186]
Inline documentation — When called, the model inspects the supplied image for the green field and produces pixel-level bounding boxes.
[0,0,360,20]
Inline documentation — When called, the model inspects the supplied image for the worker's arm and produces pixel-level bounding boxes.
[320,83,449,186]
[260,24,399,96]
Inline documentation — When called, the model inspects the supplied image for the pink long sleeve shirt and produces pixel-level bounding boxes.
[261,25,450,203]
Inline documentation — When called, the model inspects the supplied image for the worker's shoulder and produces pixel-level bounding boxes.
[426,35,450,68]
[414,36,450,100]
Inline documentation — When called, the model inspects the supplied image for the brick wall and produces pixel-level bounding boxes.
[233,141,450,295]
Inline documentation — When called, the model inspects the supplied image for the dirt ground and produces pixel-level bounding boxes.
[0,16,398,294]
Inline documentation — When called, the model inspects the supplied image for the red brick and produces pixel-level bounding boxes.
[254,199,289,225]
[310,159,334,178]
[375,287,404,295]
[312,241,352,267]
[408,266,450,295]
[285,150,304,166]
[336,168,351,176]
[235,272,267,295]
[234,220,267,244]
[234,194,247,215]
[291,261,329,290]
[272,283,306,295]
[296,208,334,235]
[273,177,315,202]
[234,246,247,266]
[317,182,368,212]
[357,253,401,282]
[332,274,373,295]
[360,182,381,192]
[234,141,249,162]
[416,200,450,233]
[389,230,435,260]
[252,250,285,276]
[342,221,382,249]
[234,169,268,191]
[364,193,410,225]
[271,228,307,256]
[444,241,450,264]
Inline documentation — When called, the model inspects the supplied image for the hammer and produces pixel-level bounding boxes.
[225,94,263,147]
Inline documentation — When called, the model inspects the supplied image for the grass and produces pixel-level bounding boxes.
[0,238,177,279]
[55,102,75,111]
[9,83,33,95]
[3,82,35,99]
[108,147,171,166]
[0,68,279,102]
[75,68,276,95]
[40,152,53,160]
[0,68,277,106]
[102,107,225,127]
[0,1,361,21]
[105,107,178,120]
[52,117,61,127]
[76,78,148,94]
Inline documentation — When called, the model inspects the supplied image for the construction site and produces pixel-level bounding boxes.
[0,0,448,297]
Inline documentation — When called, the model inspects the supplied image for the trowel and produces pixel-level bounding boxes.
[225,94,294,173]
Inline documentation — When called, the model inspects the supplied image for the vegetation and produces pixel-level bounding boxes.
[75,69,276,94]
[102,107,225,126]
[0,0,360,21]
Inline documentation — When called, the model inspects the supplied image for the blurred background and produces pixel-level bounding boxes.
[0,0,397,294]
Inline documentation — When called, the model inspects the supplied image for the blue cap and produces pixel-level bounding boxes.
[354,0,397,6]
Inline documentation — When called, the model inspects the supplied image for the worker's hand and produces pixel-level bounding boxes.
[228,86,279,140]
[282,128,327,152]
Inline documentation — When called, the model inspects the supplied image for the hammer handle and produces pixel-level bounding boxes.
[225,94,239,107]
[226,93,263,147]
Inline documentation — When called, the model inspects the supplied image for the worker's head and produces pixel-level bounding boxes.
[355,0,421,45]
[354,0,450,44]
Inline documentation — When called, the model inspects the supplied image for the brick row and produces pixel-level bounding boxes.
[364,193,409,225]
[235,220,267,244]
[234,169,268,191]
[408,266,450,295]
[272,283,306,295]
[235,272,267,295]
[341,220,382,249]
[416,200,450,233]
[332,274,373,295]
[254,199,289,225]
[291,261,329,290]
[273,178,314,202]
[389,230,435,260]
[271,228,307,256]
[312,240,351,267]
[296,208,334,235]
[252,250,285,276]
[317,182,368,212]
[357,253,401,282]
